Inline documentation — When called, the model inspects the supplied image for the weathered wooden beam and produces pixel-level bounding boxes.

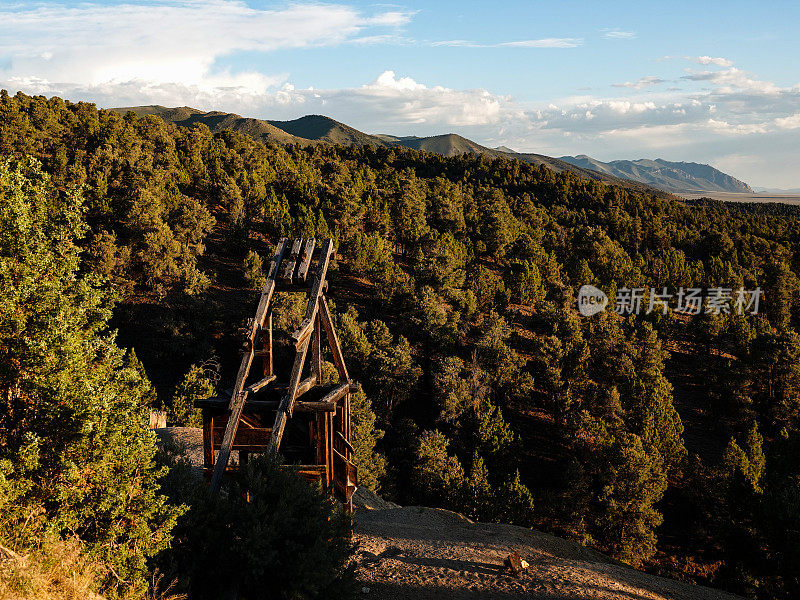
[244,374,276,395]
[267,335,311,453]
[312,312,322,383]
[291,317,314,349]
[295,374,317,399]
[210,238,288,495]
[326,411,333,487]
[344,392,351,458]
[295,401,337,413]
[319,295,349,382]
[199,396,335,413]
[281,238,303,283]
[296,238,317,281]
[262,311,273,377]
[282,464,328,479]
[194,396,230,408]
[211,426,272,449]
[318,382,350,405]
[269,239,335,455]
[336,429,355,454]
[293,239,334,344]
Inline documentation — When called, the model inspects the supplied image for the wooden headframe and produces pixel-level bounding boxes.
[198,238,356,509]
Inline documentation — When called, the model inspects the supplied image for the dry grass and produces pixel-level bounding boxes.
[0,537,102,600]
[0,538,185,600]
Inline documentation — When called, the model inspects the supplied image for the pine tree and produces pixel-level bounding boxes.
[242,249,265,290]
[494,470,535,526]
[413,430,465,507]
[433,356,471,424]
[595,432,667,566]
[463,452,493,521]
[349,387,386,492]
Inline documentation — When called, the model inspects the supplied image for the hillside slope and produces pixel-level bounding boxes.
[112,105,748,198]
[355,506,744,600]
[560,155,753,194]
[157,427,742,600]
[112,105,312,145]
[378,133,634,187]
[383,132,493,156]
[267,114,385,146]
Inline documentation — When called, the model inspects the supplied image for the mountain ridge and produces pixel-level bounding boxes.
[112,105,746,197]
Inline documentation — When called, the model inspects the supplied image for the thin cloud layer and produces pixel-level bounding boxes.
[613,76,665,89]
[431,38,583,48]
[603,29,637,39]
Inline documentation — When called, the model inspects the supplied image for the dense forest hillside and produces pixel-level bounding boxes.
[2,90,799,600]
[111,104,677,199]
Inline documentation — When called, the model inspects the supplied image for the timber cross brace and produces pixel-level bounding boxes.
[195,238,358,511]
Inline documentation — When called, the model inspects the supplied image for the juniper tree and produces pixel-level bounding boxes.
[0,159,182,590]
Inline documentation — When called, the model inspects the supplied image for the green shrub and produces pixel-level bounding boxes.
[242,249,265,290]
[168,364,216,427]
[163,453,356,600]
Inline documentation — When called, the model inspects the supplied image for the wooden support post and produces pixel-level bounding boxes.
[262,311,273,377]
[203,238,356,509]
[319,295,349,382]
[312,313,322,383]
[281,238,303,283]
[268,240,334,453]
[316,412,325,467]
[326,411,333,488]
[203,412,214,473]
[345,392,351,459]
[267,336,310,453]
[297,238,317,282]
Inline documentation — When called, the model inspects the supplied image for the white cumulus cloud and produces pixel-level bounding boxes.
[775,113,800,130]
[688,56,734,67]
[0,0,412,94]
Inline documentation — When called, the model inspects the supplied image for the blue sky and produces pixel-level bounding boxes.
[1,0,799,187]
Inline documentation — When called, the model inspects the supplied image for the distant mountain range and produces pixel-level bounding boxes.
[753,186,800,195]
[558,155,753,194]
[112,105,752,196]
